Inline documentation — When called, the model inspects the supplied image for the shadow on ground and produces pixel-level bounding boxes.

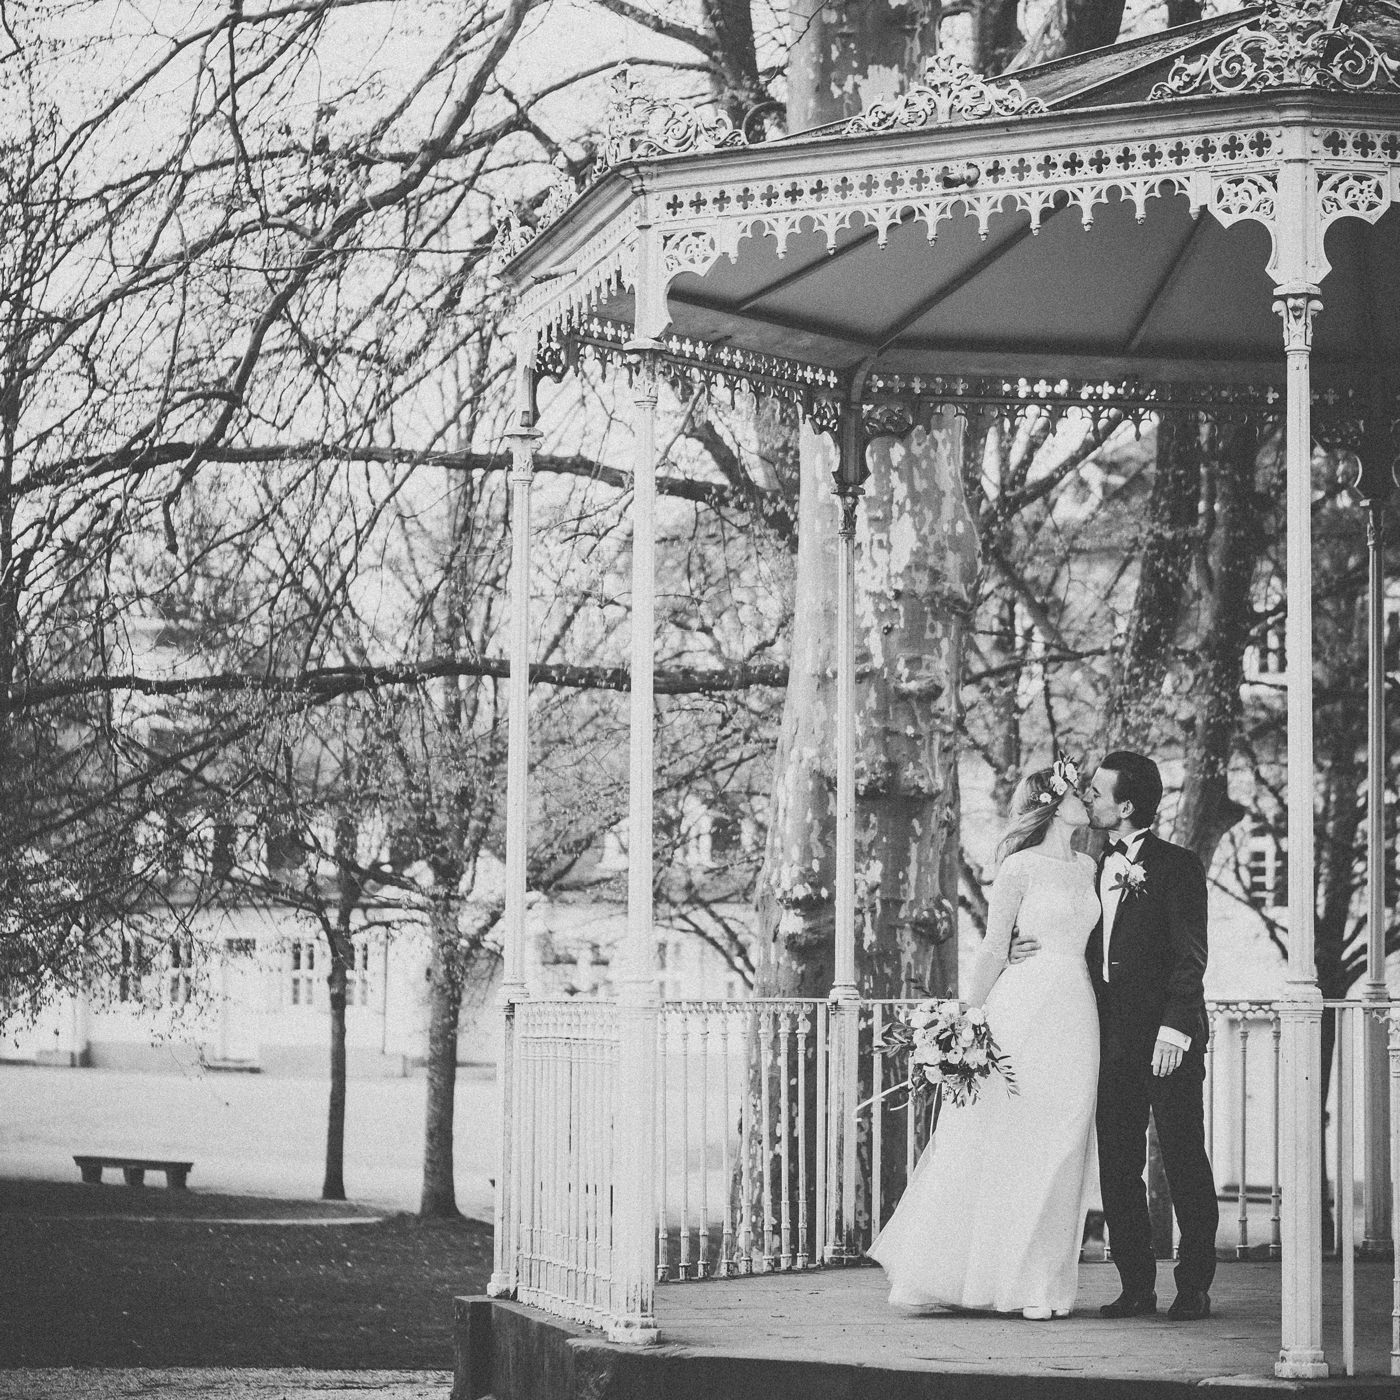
[0,1179,491,1369]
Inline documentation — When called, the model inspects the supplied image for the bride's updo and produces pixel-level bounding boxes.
[994,758,1080,866]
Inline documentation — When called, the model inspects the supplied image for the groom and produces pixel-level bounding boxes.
[1085,751,1217,1322]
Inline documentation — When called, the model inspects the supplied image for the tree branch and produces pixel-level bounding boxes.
[5,657,790,712]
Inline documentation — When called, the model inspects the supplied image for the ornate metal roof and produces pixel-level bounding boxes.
[492,0,1400,415]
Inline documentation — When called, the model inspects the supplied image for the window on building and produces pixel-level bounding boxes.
[289,938,318,1007]
[349,938,372,1008]
[1245,816,1287,908]
[117,933,145,1003]
[167,935,195,1005]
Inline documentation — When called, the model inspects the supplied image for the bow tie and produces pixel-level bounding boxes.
[1108,839,1132,858]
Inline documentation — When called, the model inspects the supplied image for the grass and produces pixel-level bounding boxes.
[0,1178,492,1369]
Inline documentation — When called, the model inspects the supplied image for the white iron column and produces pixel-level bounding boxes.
[489,360,539,1299]
[1273,282,1328,1380]
[827,401,864,1259]
[1362,474,1392,1256]
[609,337,661,1343]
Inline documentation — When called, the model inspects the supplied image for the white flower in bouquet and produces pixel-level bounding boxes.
[870,996,1019,1112]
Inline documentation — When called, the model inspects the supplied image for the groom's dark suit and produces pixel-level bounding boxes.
[1086,829,1218,1299]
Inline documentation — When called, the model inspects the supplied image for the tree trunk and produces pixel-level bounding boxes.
[787,0,939,135]
[322,811,363,1202]
[1104,412,1201,751]
[420,919,464,1218]
[1173,424,1262,867]
[323,952,349,1201]
[753,421,839,1000]
[858,428,979,998]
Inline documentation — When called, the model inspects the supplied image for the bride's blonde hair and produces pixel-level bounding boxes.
[994,766,1069,868]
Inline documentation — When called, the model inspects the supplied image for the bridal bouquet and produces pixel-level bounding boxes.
[876,998,1018,1109]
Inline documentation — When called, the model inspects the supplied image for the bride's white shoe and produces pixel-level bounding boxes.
[1021,1306,1071,1320]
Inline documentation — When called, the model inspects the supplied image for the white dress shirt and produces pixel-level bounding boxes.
[1100,828,1191,1052]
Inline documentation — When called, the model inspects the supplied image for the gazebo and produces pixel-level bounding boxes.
[486,0,1400,1381]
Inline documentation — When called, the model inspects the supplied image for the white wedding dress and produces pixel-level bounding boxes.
[868,847,1101,1315]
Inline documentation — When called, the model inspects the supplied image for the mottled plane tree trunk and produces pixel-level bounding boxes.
[756,0,977,1012]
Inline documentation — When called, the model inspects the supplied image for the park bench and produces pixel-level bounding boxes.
[73,1154,193,1189]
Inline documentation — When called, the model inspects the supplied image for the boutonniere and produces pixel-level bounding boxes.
[1109,860,1147,899]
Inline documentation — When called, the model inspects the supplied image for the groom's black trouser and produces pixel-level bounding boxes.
[1097,1038,1218,1297]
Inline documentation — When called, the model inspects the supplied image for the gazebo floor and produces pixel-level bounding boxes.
[458,1260,1400,1400]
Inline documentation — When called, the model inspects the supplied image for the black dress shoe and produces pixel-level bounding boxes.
[1167,1288,1211,1321]
[1099,1290,1157,1318]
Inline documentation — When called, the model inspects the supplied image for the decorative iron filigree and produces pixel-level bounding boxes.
[845,52,1047,136]
[491,160,580,267]
[535,339,569,383]
[537,159,579,227]
[492,202,532,266]
[1148,0,1400,100]
[863,403,916,441]
[594,65,748,177]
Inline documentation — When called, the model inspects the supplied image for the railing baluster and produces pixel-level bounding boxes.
[796,1004,811,1269]
[871,1002,884,1239]
[527,1019,541,1299]
[1340,1005,1356,1376]
[760,1005,776,1269]
[551,1013,565,1306]
[778,1006,794,1269]
[698,1006,711,1279]
[816,1000,828,1266]
[844,1003,860,1256]
[605,1018,618,1320]
[1271,1009,1282,1259]
[679,1007,692,1280]
[567,1007,580,1315]
[1237,1016,1250,1258]
[720,1007,735,1276]
[740,1006,756,1274]
[656,1008,670,1281]
[906,1034,918,1181]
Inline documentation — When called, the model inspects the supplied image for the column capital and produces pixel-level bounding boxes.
[624,337,661,403]
[1272,286,1323,353]
[834,481,863,538]
[505,425,542,483]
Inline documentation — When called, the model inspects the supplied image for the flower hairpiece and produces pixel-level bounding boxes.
[1036,754,1082,806]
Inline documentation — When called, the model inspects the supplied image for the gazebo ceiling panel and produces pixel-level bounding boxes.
[643,196,1400,383]
[889,193,1202,355]
[733,211,1037,349]
[1076,202,1281,361]
[656,191,1321,379]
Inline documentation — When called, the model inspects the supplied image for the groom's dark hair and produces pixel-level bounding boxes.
[1100,750,1163,827]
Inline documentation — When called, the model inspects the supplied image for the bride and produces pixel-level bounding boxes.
[868,759,1101,1319]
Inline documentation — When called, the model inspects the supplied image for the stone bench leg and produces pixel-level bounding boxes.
[78,1163,103,1184]
[165,1167,189,1190]
[122,1167,146,1187]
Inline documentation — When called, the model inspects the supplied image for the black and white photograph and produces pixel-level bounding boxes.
[3,0,1400,1395]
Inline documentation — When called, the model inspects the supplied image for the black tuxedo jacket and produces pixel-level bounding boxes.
[1086,830,1210,1059]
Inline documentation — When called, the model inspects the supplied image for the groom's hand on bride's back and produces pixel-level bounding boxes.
[1007,931,1041,963]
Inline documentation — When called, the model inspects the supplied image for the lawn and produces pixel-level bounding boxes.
[0,1179,492,1369]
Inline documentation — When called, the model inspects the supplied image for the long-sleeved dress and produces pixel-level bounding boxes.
[867,847,1101,1315]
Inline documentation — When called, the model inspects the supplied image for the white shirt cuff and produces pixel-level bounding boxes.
[1156,1026,1191,1051]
